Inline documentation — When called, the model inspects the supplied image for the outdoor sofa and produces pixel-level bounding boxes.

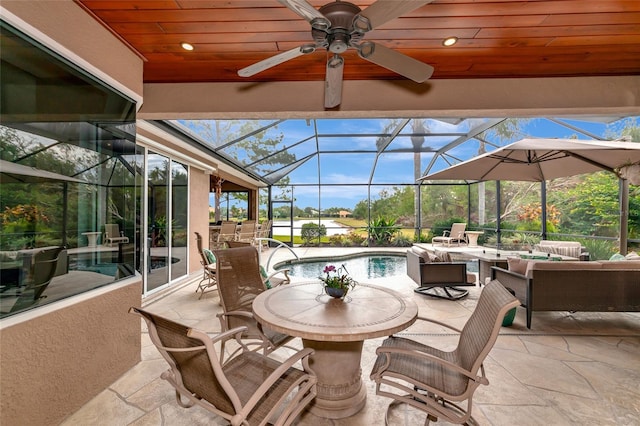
[491,259,640,328]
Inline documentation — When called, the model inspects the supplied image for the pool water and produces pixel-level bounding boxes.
[277,255,407,280]
[276,253,479,280]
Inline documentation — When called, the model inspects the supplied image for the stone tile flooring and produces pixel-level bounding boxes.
[62,247,640,425]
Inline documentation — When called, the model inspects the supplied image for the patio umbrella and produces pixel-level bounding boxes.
[419,138,640,182]
[419,138,640,254]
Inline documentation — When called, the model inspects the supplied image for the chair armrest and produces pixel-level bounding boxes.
[235,348,317,418]
[266,268,290,286]
[414,315,463,334]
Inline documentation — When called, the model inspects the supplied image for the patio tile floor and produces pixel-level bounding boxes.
[62,247,640,425]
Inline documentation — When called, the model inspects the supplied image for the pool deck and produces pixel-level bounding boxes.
[61,245,640,426]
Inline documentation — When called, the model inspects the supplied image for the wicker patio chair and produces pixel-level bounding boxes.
[194,232,217,299]
[129,307,317,426]
[370,280,519,425]
[432,223,467,247]
[213,245,294,363]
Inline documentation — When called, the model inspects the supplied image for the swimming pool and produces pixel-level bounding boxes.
[274,252,479,280]
[275,253,407,280]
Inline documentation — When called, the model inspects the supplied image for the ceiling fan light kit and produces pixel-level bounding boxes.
[238,0,435,108]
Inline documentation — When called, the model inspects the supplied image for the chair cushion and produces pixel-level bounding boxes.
[259,265,272,289]
[203,248,216,264]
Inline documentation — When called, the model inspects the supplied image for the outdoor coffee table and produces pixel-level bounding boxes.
[252,282,418,419]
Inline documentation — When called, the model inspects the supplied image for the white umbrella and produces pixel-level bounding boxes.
[420,138,640,182]
[419,138,640,254]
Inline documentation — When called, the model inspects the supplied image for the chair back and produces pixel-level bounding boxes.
[130,307,235,414]
[217,221,237,242]
[214,246,266,334]
[194,232,209,264]
[236,220,256,241]
[258,219,272,238]
[457,280,519,374]
[11,246,63,312]
[105,223,120,238]
[450,222,467,238]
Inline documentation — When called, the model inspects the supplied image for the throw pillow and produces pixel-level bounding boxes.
[625,251,640,260]
[507,257,527,274]
[259,265,272,289]
[609,253,625,261]
[203,248,216,265]
[434,250,452,262]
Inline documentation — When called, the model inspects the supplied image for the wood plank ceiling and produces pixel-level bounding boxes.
[77,0,640,84]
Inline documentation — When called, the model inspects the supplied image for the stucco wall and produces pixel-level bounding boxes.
[0,2,145,425]
[0,279,142,425]
[190,168,212,268]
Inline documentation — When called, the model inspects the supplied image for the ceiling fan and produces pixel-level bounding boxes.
[238,0,435,108]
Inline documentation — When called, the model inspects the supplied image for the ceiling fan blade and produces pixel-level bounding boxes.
[238,44,317,77]
[357,42,433,83]
[277,0,331,30]
[324,55,344,108]
[354,0,434,32]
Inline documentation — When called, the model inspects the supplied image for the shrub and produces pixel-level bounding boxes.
[391,233,413,247]
[301,222,326,245]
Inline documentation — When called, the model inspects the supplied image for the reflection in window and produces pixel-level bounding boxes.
[0,21,139,318]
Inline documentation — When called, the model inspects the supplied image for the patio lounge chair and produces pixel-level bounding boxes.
[129,307,317,426]
[213,245,294,363]
[432,223,467,247]
[370,280,519,425]
[194,232,217,299]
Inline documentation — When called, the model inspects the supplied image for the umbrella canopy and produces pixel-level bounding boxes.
[420,138,640,182]
[0,159,84,184]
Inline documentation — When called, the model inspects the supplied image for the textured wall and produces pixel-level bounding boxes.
[0,280,142,425]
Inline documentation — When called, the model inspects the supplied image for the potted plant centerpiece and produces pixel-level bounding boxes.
[320,264,357,299]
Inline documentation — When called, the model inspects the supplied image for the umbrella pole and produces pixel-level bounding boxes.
[620,179,629,255]
[541,181,547,240]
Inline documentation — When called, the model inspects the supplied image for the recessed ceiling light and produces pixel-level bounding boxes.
[443,37,458,47]
[181,42,194,51]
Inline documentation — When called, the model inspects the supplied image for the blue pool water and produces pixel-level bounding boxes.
[275,253,479,280]
[276,254,407,280]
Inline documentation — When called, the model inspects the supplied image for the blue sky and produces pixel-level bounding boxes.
[198,116,639,211]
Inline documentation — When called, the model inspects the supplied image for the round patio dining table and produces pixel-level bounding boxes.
[252,281,418,419]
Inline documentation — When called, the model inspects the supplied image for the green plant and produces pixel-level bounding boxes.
[391,233,413,247]
[319,264,357,292]
[368,216,400,246]
[578,238,618,261]
[300,222,327,245]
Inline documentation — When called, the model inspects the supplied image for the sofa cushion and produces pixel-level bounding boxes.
[530,261,603,271]
[534,241,582,258]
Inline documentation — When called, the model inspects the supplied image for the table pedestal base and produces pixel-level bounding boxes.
[302,339,366,419]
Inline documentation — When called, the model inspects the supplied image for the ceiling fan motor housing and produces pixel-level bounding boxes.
[312,1,364,50]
